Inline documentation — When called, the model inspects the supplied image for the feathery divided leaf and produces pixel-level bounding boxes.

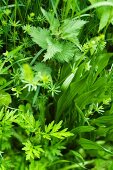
[22,140,44,160]
[17,110,36,133]
[43,120,74,140]
[45,143,65,161]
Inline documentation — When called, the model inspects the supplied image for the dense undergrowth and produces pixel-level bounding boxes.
[0,0,113,169]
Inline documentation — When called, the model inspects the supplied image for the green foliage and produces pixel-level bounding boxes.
[43,120,73,140]
[43,39,62,61]
[29,27,50,49]
[22,141,44,160]
[60,19,87,45]
[0,0,113,169]
[0,90,11,106]
[88,0,113,32]
[0,108,17,150]
[27,10,86,62]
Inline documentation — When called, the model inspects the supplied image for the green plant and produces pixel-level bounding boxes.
[0,0,113,169]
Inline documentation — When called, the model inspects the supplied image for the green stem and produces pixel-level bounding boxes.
[59,160,94,170]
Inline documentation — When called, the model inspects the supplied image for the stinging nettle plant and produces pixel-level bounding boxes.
[0,0,113,169]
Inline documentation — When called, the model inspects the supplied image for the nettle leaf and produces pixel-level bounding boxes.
[29,27,50,49]
[0,90,12,106]
[43,39,62,61]
[33,62,51,74]
[43,121,74,140]
[54,42,75,62]
[60,19,87,44]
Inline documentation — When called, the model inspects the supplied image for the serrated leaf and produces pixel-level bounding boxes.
[4,110,17,122]
[51,129,73,139]
[43,120,73,140]
[54,42,75,62]
[43,39,62,61]
[22,141,44,160]
[45,121,54,133]
[17,110,36,133]
[29,27,50,49]
[60,19,87,44]
[33,62,51,75]
[52,120,63,132]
